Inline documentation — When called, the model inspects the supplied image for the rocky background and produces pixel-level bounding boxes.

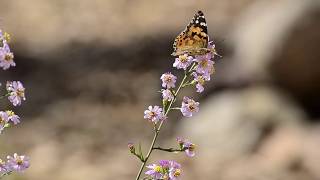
[0,0,320,179]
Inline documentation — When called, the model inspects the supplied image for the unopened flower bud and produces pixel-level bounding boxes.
[128,142,135,153]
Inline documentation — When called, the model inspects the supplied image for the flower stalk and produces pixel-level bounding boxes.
[0,29,30,177]
[152,147,184,153]
[130,22,218,179]
[135,71,189,180]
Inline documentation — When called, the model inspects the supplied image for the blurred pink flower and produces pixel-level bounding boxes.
[6,81,26,106]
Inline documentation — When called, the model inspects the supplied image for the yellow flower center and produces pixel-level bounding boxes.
[200,59,208,67]
[16,159,23,165]
[0,116,5,124]
[148,111,158,121]
[4,53,13,61]
[198,76,205,85]
[6,110,14,116]
[17,89,25,98]
[188,101,197,112]
[4,32,11,43]
[154,165,162,173]
[179,55,188,63]
[174,169,181,177]
[189,144,196,151]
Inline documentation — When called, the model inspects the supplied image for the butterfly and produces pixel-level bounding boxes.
[172,10,216,56]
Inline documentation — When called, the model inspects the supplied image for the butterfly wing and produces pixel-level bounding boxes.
[172,11,209,56]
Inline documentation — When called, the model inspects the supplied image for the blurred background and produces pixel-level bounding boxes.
[0,0,320,179]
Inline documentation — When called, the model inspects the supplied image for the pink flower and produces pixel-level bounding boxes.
[6,110,20,125]
[145,164,163,179]
[176,137,196,157]
[6,81,26,106]
[173,54,193,70]
[145,160,182,180]
[0,43,15,70]
[6,153,30,172]
[168,161,182,180]
[144,106,166,123]
[160,72,177,89]
[127,142,135,153]
[0,111,9,134]
[183,141,196,157]
[192,72,210,93]
[194,55,214,75]
[181,97,199,117]
[162,89,174,101]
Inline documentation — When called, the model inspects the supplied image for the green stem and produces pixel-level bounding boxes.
[0,93,9,100]
[0,171,12,179]
[135,70,190,180]
[153,147,184,152]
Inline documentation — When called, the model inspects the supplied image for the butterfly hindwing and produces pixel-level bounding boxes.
[172,11,209,56]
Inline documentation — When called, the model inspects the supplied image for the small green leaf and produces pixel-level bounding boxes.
[138,143,144,161]
[4,123,10,128]
[162,99,168,110]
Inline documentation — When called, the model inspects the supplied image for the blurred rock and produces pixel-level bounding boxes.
[177,86,311,179]
[270,7,320,119]
[303,126,320,179]
[0,0,247,56]
[220,0,318,80]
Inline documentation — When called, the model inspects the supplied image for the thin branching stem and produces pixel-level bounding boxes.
[0,171,12,179]
[0,93,9,100]
[152,147,184,153]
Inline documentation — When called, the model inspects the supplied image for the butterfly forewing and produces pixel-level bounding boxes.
[172,11,209,56]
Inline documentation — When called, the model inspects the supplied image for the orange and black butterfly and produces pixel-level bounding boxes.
[172,11,216,56]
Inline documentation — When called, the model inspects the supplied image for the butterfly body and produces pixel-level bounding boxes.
[172,11,214,56]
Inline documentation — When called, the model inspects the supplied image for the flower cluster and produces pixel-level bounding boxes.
[132,28,218,179]
[0,29,29,177]
[146,160,181,180]
[192,42,216,92]
[0,30,15,70]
